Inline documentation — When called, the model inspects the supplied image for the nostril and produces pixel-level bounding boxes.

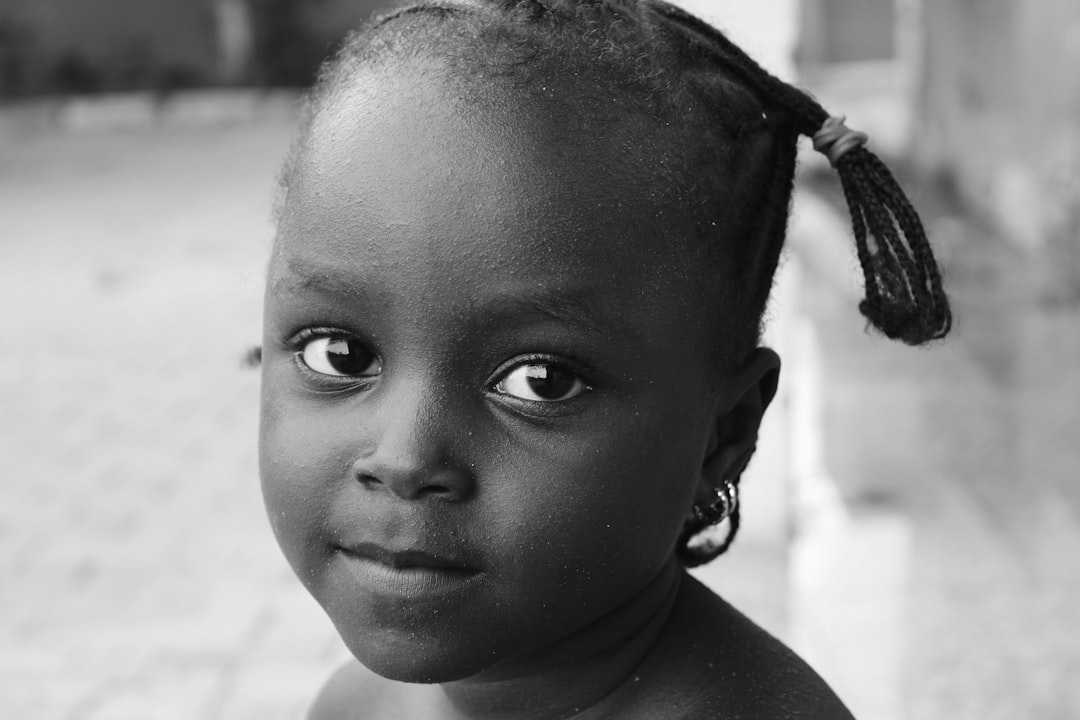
[351,461,476,501]
[356,473,382,488]
[417,483,453,498]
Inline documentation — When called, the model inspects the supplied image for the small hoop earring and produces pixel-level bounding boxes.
[693,479,739,526]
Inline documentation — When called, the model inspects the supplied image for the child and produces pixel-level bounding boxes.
[258,1,951,717]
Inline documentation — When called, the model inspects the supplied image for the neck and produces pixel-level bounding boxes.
[436,559,683,720]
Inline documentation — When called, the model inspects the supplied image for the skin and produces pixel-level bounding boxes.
[260,59,853,719]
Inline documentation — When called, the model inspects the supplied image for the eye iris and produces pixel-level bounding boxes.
[525,365,576,400]
[325,338,371,375]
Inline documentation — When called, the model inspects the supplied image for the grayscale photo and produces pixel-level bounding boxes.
[2,0,1078,718]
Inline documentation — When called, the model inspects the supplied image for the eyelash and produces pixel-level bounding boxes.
[487,354,592,406]
[285,329,594,407]
[288,327,380,390]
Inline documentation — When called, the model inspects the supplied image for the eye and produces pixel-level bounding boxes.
[298,335,381,378]
[494,362,588,403]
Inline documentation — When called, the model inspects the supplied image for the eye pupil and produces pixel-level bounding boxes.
[325,338,372,375]
[525,365,576,400]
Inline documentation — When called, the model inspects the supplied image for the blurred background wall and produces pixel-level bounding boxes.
[0,0,386,93]
[914,0,1080,289]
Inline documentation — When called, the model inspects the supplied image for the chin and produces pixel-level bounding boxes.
[339,627,500,684]
[313,565,514,683]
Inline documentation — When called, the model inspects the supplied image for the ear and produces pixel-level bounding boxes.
[695,347,781,505]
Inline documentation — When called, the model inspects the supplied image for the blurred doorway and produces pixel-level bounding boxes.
[799,0,896,66]
[796,0,919,155]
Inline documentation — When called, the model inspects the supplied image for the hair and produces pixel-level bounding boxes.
[277,0,952,566]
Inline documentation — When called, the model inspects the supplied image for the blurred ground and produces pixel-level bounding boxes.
[0,115,351,720]
[2,109,1078,719]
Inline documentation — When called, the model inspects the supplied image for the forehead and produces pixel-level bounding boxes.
[273,60,716,330]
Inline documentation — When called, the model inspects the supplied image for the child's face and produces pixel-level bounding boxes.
[261,66,729,682]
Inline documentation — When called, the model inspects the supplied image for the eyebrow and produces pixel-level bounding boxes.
[273,259,631,340]
[271,259,370,299]
[476,286,617,340]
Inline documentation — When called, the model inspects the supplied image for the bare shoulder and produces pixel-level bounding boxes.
[307,659,449,720]
[628,574,856,720]
[306,660,394,720]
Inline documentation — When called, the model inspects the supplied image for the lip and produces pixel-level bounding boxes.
[341,542,476,570]
[336,542,483,598]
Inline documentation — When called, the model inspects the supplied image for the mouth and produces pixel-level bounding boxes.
[335,542,483,598]
[341,542,476,570]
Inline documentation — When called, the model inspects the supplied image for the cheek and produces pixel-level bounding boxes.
[258,384,344,585]
[489,403,704,598]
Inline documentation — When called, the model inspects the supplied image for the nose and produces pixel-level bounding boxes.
[351,376,476,502]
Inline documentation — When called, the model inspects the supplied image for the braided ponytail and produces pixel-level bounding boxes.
[651,0,951,345]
